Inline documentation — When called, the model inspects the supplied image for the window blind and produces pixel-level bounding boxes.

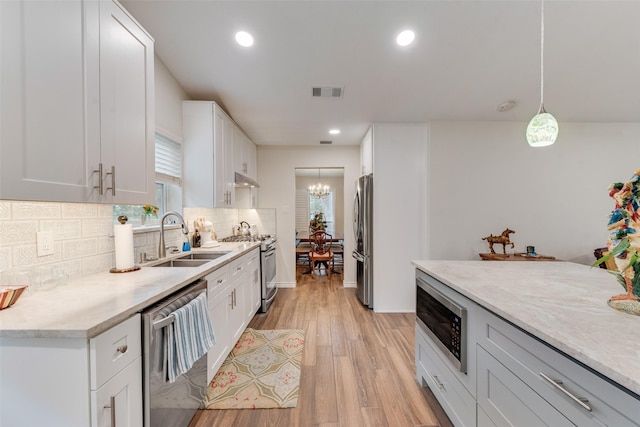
[155,132,181,184]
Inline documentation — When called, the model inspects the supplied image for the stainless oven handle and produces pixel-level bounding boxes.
[264,248,276,257]
[265,286,278,305]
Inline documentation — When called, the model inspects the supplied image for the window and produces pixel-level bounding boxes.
[309,192,335,236]
[154,131,182,217]
[113,131,182,225]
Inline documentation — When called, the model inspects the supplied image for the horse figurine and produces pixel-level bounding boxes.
[482,228,515,254]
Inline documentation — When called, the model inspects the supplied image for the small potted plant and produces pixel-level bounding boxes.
[141,204,159,225]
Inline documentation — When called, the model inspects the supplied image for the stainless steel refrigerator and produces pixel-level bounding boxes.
[352,174,373,308]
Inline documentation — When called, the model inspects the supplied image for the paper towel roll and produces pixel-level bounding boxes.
[114,223,134,270]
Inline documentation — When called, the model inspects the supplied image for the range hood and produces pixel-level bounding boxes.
[234,172,260,188]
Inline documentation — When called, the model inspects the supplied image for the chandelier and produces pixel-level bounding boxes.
[308,169,330,199]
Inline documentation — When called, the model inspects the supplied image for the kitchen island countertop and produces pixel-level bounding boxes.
[0,242,260,339]
[412,260,640,398]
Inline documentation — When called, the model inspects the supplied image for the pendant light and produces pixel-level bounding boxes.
[526,0,558,147]
[308,169,330,199]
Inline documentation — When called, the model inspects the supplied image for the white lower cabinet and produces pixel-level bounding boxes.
[244,248,261,319]
[415,325,476,427]
[91,357,143,427]
[207,281,232,383]
[415,269,640,427]
[475,308,640,427]
[0,314,142,427]
[205,249,261,384]
[89,314,142,427]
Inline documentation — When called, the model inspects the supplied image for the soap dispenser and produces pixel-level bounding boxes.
[182,234,191,252]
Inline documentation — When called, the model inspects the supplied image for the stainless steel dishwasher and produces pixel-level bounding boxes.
[141,279,208,427]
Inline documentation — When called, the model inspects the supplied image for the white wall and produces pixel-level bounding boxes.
[257,146,360,287]
[372,123,427,312]
[427,121,640,264]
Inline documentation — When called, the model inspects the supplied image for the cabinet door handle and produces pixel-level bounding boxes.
[539,372,592,412]
[233,289,236,308]
[229,292,234,308]
[93,163,104,195]
[104,395,116,427]
[105,165,116,196]
[116,345,128,354]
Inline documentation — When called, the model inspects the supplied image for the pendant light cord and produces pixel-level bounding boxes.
[539,0,545,111]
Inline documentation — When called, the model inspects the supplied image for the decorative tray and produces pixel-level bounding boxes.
[0,285,28,310]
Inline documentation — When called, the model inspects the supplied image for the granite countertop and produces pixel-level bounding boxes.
[0,242,260,339]
[412,260,640,397]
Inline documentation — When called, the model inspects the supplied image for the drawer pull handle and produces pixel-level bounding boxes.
[540,372,592,412]
[428,371,444,390]
[104,396,116,427]
[116,345,128,354]
[217,279,223,284]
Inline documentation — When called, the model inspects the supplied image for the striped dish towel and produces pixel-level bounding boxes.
[166,292,216,383]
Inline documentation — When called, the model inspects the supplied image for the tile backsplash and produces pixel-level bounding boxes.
[0,200,276,291]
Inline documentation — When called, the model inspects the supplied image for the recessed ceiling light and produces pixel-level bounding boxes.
[396,30,415,47]
[235,31,254,47]
[329,129,340,135]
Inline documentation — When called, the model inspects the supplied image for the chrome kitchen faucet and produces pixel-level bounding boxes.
[158,211,189,259]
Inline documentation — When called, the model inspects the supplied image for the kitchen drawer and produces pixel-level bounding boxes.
[416,325,475,427]
[228,254,248,281]
[90,314,141,390]
[477,346,574,427]
[206,265,229,299]
[476,308,640,426]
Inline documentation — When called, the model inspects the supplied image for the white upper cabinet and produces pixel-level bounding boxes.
[360,126,373,175]
[233,126,257,181]
[183,101,235,207]
[98,0,155,204]
[0,0,154,204]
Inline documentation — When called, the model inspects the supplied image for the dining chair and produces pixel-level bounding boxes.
[308,230,334,276]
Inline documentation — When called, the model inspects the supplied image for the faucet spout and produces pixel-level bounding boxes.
[158,211,189,259]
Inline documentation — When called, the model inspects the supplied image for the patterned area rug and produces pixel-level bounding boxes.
[203,328,305,409]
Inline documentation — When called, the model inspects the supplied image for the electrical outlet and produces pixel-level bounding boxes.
[37,231,54,257]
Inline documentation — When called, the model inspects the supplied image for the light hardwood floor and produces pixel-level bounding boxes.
[189,265,453,427]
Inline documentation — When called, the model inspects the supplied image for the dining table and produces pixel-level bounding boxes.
[296,236,344,274]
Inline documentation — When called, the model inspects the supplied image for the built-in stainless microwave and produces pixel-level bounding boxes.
[416,271,467,373]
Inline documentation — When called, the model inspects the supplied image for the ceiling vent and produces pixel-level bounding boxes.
[319,140,333,145]
[312,86,344,98]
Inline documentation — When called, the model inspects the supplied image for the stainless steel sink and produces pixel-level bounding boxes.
[177,252,230,260]
[151,259,210,267]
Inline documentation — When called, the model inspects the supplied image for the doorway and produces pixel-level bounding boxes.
[294,167,344,277]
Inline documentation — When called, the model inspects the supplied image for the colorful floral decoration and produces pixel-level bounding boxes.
[142,204,159,217]
[595,169,640,315]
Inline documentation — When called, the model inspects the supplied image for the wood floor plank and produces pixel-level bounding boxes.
[345,339,382,408]
[314,345,339,425]
[302,319,317,367]
[334,355,365,427]
[190,265,452,427]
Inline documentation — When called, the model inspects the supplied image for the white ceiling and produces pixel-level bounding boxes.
[121,0,640,146]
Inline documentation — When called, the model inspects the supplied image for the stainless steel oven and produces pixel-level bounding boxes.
[416,269,467,373]
[260,238,277,312]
